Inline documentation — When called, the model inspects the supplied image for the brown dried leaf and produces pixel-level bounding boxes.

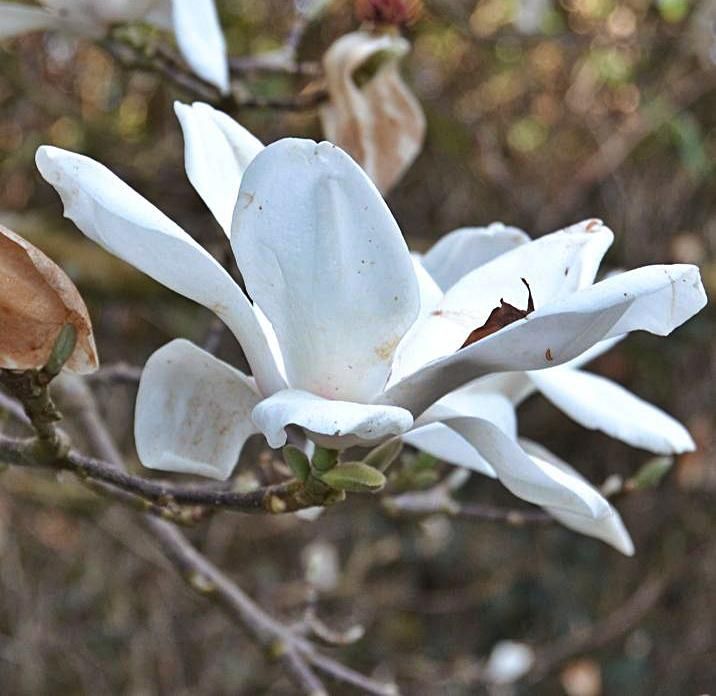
[320,31,426,193]
[0,224,98,373]
[460,278,534,348]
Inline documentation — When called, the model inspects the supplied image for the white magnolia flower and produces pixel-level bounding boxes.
[401,223,706,553]
[0,0,229,93]
[34,102,706,554]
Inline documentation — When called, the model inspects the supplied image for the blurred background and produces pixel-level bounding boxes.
[0,0,714,693]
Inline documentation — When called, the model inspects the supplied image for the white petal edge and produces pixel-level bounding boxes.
[529,367,695,454]
[520,438,634,555]
[421,223,530,291]
[35,145,286,396]
[251,389,414,450]
[233,138,420,402]
[381,264,706,417]
[0,3,60,39]
[170,0,229,93]
[135,339,261,480]
[174,101,263,236]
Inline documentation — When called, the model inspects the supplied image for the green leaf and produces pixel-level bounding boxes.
[319,462,387,493]
[283,445,310,482]
[628,456,673,490]
[364,438,403,472]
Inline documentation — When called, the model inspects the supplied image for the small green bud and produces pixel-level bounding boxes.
[628,456,673,490]
[283,445,310,482]
[364,438,403,472]
[319,462,386,493]
[44,324,77,377]
[312,446,338,473]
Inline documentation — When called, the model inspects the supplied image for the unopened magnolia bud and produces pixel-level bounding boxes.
[355,0,422,26]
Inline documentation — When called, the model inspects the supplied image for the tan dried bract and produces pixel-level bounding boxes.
[320,31,426,193]
[0,224,98,373]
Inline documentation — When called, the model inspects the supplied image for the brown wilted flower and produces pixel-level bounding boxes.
[0,224,98,373]
[355,0,422,26]
[320,31,426,193]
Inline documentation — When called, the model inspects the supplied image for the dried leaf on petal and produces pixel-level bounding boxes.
[320,31,426,193]
[460,278,534,348]
[0,224,98,373]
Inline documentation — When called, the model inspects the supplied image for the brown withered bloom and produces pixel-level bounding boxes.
[355,0,422,26]
[0,224,98,373]
[320,31,426,193]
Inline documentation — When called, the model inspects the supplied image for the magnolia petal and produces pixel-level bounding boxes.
[0,3,60,38]
[529,368,695,454]
[441,416,619,523]
[520,439,634,554]
[394,220,614,378]
[170,0,229,93]
[469,337,624,407]
[251,389,414,450]
[233,138,420,402]
[174,101,263,235]
[35,145,285,395]
[388,257,443,387]
[135,339,260,480]
[320,31,425,193]
[404,391,517,476]
[421,223,530,291]
[0,224,98,373]
[403,424,495,475]
[381,263,706,417]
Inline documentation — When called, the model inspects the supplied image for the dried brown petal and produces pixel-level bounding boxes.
[461,278,534,348]
[355,0,423,26]
[320,31,426,193]
[0,224,98,373]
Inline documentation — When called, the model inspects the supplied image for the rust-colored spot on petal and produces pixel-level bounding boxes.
[545,348,553,361]
[461,278,534,349]
[0,224,98,373]
[586,219,601,232]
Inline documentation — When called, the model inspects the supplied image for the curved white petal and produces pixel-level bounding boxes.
[442,417,612,515]
[233,139,420,402]
[529,368,695,454]
[135,339,261,480]
[404,391,516,476]
[174,101,263,235]
[388,257,443,387]
[395,220,613,378]
[170,0,229,93]
[403,424,495,476]
[0,3,60,38]
[381,264,706,417]
[35,145,285,396]
[421,223,530,291]
[252,389,414,450]
[519,439,634,554]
